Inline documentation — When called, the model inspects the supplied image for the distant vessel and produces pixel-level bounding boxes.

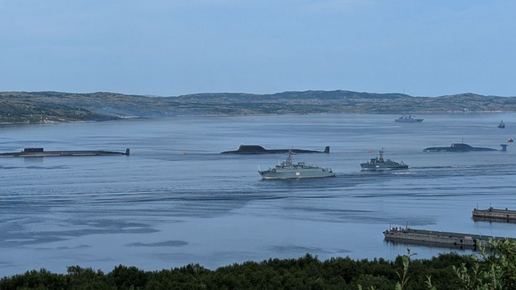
[258,151,335,179]
[395,115,423,123]
[423,142,497,152]
[509,138,514,143]
[360,148,408,171]
[221,145,329,154]
[498,120,505,129]
[0,148,130,157]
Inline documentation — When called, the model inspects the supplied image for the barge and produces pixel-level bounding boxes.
[473,207,516,223]
[383,227,509,250]
[0,148,130,157]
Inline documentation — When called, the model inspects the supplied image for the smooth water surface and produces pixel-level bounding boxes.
[1,114,515,276]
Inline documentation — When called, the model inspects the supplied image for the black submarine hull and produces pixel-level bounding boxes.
[221,145,329,154]
[0,148,130,157]
[423,143,498,152]
[423,147,497,152]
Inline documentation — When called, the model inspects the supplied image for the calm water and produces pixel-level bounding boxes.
[1,114,515,277]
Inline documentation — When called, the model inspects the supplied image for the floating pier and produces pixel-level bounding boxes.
[383,228,509,250]
[0,148,130,158]
[473,207,516,223]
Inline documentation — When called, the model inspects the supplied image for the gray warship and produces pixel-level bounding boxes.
[360,149,408,171]
[395,115,423,123]
[258,151,335,179]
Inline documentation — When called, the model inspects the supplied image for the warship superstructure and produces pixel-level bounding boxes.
[258,151,335,179]
[360,149,408,171]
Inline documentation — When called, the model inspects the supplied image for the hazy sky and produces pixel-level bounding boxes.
[1,0,515,96]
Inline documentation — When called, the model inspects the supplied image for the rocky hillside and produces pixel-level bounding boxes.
[1,90,515,124]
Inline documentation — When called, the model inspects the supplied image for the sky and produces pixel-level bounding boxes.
[0,0,515,97]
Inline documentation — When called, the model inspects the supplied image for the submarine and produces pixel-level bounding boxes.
[221,145,330,154]
[423,143,500,152]
[0,147,130,157]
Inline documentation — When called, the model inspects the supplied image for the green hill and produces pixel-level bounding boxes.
[1,90,515,124]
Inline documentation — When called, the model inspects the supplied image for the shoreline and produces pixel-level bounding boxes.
[1,111,515,126]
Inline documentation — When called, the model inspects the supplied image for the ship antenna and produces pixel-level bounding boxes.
[285,150,294,167]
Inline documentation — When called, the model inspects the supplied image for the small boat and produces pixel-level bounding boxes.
[508,138,514,143]
[498,121,505,129]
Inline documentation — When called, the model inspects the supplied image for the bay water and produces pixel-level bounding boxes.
[1,114,515,277]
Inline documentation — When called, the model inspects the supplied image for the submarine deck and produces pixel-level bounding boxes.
[0,149,130,157]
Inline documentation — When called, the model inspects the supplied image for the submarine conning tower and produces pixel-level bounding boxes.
[126,148,130,155]
[237,145,267,153]
[500,144,508,152]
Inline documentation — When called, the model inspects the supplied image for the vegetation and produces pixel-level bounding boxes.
[1,90,516,124]
[2,239,515,289]
[0,95,118,124]
[448,239,516,290]
[0,253,461,290]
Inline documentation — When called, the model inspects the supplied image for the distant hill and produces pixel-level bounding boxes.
[1,90,515,124]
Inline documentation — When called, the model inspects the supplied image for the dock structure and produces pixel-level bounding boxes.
[473,207,516,223]
[383,228,509,250]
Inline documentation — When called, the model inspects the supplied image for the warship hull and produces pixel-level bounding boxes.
[360,164,409,171]
[259,168,335,179]
[395,119,423,123]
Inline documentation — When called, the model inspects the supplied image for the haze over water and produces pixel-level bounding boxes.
[1,114,515,277]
